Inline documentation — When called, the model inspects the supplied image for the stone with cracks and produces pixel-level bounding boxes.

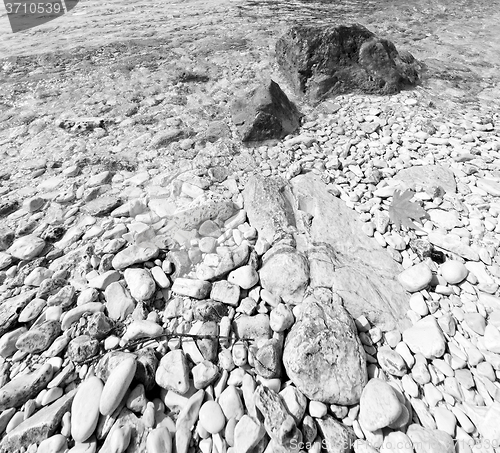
[291,174,411,331]
[275,24,419,102]
[231,79,301,142]
[283,291,367,405]
[0,390,76,453]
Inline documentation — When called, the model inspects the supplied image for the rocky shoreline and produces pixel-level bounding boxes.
[1,11,500,453]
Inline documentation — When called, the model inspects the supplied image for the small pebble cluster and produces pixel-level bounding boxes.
[0,88,500,453]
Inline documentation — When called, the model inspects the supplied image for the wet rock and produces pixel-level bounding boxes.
[15,320,61,354]
[231,79,300,141]
[283,293,367,405]
[276,24,419,101]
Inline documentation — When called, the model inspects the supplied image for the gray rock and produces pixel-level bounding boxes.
[276,24,419,102]
[98,408,147,453]
[0,363,53,411]
[104,281,136,321]
[123,268,156,302]
[86,312,114,340]
[254,385,302,450]
[232,314,272,341]
[111,243,160,270]
[15,320,61,354]
[82,196,121,216]
[394,165,456,194]
[0,389,75,453]
[242,175,296,246]
[291,174,410,331]
[231,79,301,141]
[406,424,454,453]
[135,348,159,392]
[0,290,37,336]
[316,415,356,453]
[283,292,367,405]
[7,234,46,260]
[67,335,100,363]
[259,248,309,305]
[173,200,235,230]
[255,338,282,379]
[0,227,14,251]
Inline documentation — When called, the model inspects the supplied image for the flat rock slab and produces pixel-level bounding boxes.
[82,196,122,216]
[275,24,419,102]
[242,174,297,246]
[0,390,76,453]
[393,165,456,194]
[291,174,411,331]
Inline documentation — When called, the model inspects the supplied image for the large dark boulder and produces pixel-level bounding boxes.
[276,24,420,102]
[231,79,301,142]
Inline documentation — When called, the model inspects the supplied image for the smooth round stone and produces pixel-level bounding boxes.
[72,376,104,442]
[7,234,46,260]
[146,427,172,453]
[228,265,259,290]
[100,357,137,416]
[123,268,156,301]
[402,316,446,359]
[409,293,429,317]
[38,434,67,453]
[199,401,226,434]
[433,407,457,437]
[309,400,327,418]
[441,260,468,284]
[377,347,407,377]
[484,324,500,353]
[463,313,486,335]
[380,431,413,453]
[359,379,403,431]
[397,263,432,292]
